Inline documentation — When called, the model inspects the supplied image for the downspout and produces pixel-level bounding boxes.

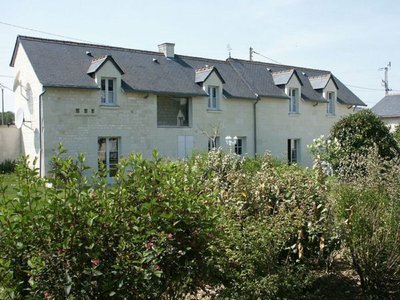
[253,94,260,157]
[39,88,47,177]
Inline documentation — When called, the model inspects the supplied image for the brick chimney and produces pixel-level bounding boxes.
[158,43,175,58]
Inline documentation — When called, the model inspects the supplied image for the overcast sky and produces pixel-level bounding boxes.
[1,0,399,111]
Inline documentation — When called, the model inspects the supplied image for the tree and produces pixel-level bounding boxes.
[0,111,15,125]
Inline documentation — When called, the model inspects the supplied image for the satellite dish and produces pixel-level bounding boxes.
[15,108,24,129]
[13,71,20,92]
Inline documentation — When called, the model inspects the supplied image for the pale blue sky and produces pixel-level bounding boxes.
[1,0,399,111]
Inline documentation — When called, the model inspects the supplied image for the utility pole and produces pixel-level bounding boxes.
[379,62,391,95]
[249,47,254,61]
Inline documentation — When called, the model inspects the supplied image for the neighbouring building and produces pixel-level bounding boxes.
[10,35,366,179]
[371,94,400,131]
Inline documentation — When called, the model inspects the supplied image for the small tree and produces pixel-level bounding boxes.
[328,109,399,171]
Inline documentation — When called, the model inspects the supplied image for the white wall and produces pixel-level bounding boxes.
[0,126,21,162]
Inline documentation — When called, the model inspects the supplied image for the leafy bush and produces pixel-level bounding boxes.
[0,149,219,299]
[334,148,400,298]
[0,160,16,174]
[193,151,335,298]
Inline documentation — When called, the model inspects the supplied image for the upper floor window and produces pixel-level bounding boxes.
[208,86,219,110]
[101,78,116,105]
[289,88,299,113]
[157,96,190,127]
[326,92,335,115]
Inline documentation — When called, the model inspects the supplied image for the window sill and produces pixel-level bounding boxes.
[288,112,300,116]
[326,114,336,117]
[157,125,191,128]
[100,104,119,109]
[207,108,222,112]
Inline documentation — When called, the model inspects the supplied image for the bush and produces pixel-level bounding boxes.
[334,149,400,298]
[194,151,335,298]
[0,160,16,174]
[0,149,220,299]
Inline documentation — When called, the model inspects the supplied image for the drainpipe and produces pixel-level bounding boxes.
[253,94,260,157]
[39,88,47,177]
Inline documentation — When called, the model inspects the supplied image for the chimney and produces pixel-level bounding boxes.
[158,43,175,58]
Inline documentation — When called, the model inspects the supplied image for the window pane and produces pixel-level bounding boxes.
[108,79,114,91]
[157,96,189,126]
[98,138,107,167]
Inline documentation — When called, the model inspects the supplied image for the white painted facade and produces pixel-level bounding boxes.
[13,43,359,176]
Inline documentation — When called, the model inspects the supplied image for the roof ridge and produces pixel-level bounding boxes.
[229,57,331,73]
[17,35,164,56]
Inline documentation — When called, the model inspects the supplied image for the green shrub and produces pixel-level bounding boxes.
[334,149,400,298]
[0,149,220,299]
[0,160,16,174]
[194,151,335,298]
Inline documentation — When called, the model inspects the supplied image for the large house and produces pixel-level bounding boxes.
[371,94,400,131]
[10,35,365,178]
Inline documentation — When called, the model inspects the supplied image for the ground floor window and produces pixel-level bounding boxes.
[287,138,300,164]
[98,137,119,177]
[234,137,246,155]
[208,136,220,151]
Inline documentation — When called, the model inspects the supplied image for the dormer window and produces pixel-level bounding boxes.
[101,78,116,105]
[326,92,335,115]
[289,88,299,113]
[208,86,219,110]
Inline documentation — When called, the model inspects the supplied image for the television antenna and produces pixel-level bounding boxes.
[379,61,391,95]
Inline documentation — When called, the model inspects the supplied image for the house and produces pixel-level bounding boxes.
[10,35,365,178]
[371,94,400,131]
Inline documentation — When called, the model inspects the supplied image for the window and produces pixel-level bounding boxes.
[326,92,335,115]
[101,78,116,105]
[289,88,299,113]
[98,137,119,178]
[208,86,219,110]
[287,139,300,164]
[208,136,220,151]
[157,96,190,127]
[234,137,246,155]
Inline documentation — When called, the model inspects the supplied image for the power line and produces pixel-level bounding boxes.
[0,83,13,92]
[0,75,13,78]
[0,21,94,43]
[250,48,281,64]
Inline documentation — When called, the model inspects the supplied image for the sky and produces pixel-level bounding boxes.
[1,0,400,112]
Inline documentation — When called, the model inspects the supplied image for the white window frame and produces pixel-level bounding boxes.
[288,138,300,164]
[326,91,336,115]
[98,137,120,178]
[234,137,246,155]
[207,86,219,110]
[101,78,116,105]
[288,88,299,113]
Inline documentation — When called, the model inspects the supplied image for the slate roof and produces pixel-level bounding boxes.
[371,94,400,117]
[195,66,225,84]
[308,74,338,90]
[87,55,124,75]
[272,69,297,86]
[10,35,366,106]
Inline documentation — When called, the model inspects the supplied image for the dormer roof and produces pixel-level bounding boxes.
[195,66,225,84]
[87,55,124,75]
[271,69,303,86]
[309,73,338,90]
